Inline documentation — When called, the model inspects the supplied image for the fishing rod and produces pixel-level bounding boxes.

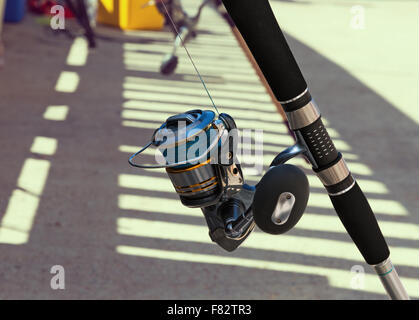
[220,0,409,299]
[128,0,409,300]
[129,0,310,251]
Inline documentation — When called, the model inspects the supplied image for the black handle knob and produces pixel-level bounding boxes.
[253,164,309,234]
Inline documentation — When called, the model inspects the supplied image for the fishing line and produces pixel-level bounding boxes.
[160,0,220,115]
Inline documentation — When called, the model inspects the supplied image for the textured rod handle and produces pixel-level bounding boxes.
[221,0,307,102]
[330,182,390,265]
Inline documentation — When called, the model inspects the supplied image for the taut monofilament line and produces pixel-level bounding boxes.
[159,0,220,115]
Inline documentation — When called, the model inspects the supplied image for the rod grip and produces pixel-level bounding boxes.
[330,182,390,265]
[221,0,307,102]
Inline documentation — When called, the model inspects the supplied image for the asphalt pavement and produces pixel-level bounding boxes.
[0,0,418,299]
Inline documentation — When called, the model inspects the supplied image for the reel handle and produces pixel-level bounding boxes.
[252,164,309,235]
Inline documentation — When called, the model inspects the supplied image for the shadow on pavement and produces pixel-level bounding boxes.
[0,10,417,299]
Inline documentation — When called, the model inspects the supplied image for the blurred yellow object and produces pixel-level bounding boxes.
[97,0,164,30]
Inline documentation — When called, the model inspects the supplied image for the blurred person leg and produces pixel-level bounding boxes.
[64,0,96,48]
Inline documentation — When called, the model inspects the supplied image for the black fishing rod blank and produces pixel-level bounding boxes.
[221,0,409,300]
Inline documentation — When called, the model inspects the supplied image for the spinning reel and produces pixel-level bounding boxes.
[129,110,310,251]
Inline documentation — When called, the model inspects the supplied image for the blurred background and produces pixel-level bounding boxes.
[0,0,418,299]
